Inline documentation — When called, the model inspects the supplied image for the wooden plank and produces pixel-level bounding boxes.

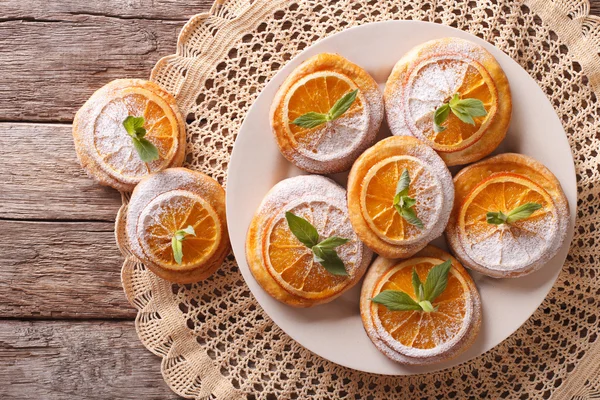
[0,320,180,399]
[0,123,122,221]
[3,0,212,20]
[0,17,183,122]
[0,220,134,319]
[592,1,600,16]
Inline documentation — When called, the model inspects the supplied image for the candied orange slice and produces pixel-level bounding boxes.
[360,155,442,245]
[404,57,496,152]
[284,71,367,159]
[264,198,361,300]
[458,172,559,272]
[371,257,470,351]
[138,190,221,270]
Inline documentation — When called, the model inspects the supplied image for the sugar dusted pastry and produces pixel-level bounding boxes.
[445,153,569,278]
[246,175,373,307]
[360,245,481,365]
[270,53,384,174]
[385,37,511,166]
[124,168,229,283]
[73,79,186,192]
[347,136,454,258]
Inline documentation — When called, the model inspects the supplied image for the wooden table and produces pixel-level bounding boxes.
[1,1,598,398]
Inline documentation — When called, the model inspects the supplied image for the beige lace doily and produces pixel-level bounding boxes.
[116,0,600,398]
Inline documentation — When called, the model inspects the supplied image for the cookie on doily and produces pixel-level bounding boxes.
[246,175,373,307]
[270,53,384,174]
[385,37,511,166]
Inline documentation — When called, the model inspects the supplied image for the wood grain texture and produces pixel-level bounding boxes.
[3,0,213,20]
[0,3,208,123]
[0,123,122,221]
[0,320,179,399]
[0,220,134,319]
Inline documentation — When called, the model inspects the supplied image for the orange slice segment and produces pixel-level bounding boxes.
[360,155,442,245]
[405,57,497,152]
[93,85,181,183]
[371,257,470,351]
[264,199,360,300]
[284,72,368,160]
[458,172,559,271]
[138,190,221,270]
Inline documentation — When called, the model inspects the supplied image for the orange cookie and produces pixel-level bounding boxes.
[73,79,186,192]
[385,38,511,166]
[270,53,384,174]
[360,246,481,365]
[347,136,454,258]
[445,153,569,278]
[124,168,229,283]
[246,175,373,307]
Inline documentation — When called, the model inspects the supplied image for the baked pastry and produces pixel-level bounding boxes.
[124,168,229,283]
[360,245,481,365]
[246,175,373,307]
[445,153,569,278]
[347,136,454,258]
[73,79,186,192]
[384,37,511,166]
[270,53,384,174]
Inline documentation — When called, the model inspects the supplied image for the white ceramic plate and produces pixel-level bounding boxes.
[226,21,576,375]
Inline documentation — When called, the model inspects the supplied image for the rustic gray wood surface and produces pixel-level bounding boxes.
[0,1,599,398]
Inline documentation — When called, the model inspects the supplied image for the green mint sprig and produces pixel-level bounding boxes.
[171,225,196,265]
[292,89,358,129]
[371,259,452,312]
[123,116,160,162]
[393,169,424,229]
[285,212,349,276]
[486,202,542,225]
[434,93,488,133]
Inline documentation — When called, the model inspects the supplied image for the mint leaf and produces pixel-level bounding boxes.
[371,290,422,311]
[432,93,487,130]
[292,112,329,129]
[486,203,542,225]
[285,212,319,248]
[124,116,159,162]
[328,89,358,120]
[486,210,508,225]
[123,116,146,138]
[400,207,424,229]
[132,137,160,162]
[395,169,411,197]
[392,169,423,229]
[418,300,435,312]
[292,89,358,129]
[312,245,348,276]
[171,225,196,265]
[412,268,424,302]
[423,259,452,302]
[286,212,350,276]
[315,236,349,249]
[433,103,450,133]
[506,202,542,223]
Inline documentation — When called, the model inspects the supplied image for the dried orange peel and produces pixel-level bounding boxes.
[360,245,482,365]
[73,79,186,192]
[385,37,511,166]
[124,168,229,284]
[446,153,570,278]
[270,53,384,174]
[246,175,372,307]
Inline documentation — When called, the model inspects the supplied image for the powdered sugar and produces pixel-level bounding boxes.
[385,38,487,143]
[253,175,373,295]
[126,168,224,263]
